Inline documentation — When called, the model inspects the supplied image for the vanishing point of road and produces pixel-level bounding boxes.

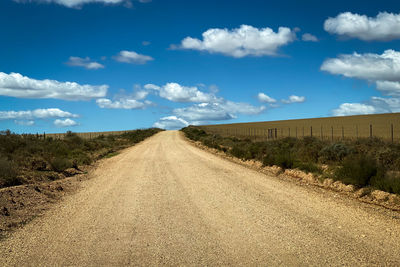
[1,131,400,266]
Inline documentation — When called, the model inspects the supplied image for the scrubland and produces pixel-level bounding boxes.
[182,126,400,195]
[0,128,163,188]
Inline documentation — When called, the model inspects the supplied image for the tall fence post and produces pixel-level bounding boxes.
[310,126,313,137]
[295,127,298,138]
[370,124,373,138]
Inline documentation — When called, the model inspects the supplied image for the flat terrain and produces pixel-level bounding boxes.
[1,131,400,266]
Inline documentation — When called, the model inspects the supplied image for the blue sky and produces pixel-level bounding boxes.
[1,0,400,133]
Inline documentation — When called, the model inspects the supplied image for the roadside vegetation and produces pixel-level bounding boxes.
[0,128,163,188]
[182,126,400,195]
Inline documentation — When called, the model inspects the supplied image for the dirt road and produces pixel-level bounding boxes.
[1,131,400,266]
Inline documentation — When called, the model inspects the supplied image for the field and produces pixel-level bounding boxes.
[199,113,400,142]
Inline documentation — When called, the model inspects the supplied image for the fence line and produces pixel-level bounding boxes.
[32,130,137,140]
[198,113,400,142]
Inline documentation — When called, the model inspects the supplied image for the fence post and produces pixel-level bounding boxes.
[289,127,291,137]
[370,124,373,138]
[310,126,313,137]
[331,126,333,141]
[295,127,298,138]
[43,132,46,140]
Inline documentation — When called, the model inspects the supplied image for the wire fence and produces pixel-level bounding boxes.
[32,130,137,140]
[199,113,400,142]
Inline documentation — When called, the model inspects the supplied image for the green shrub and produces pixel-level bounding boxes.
[371,172,400,195]
[263,151,294,170]
[319,143,351,163]
[334,155,378,187]
[50,157,74,172]
[294,161,322,174]
[0,158,21,186]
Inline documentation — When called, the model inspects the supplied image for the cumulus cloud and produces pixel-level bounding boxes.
[0,108,78,120]
[323,50,400,115]
[321,50,400,82]
[282,95,305,103]
[113,50,154,64]
[179,24,296,57]
[144,82,218,103]
[14,0,131,8]
[302,33,318,42]
[376,81,400,96]
[66,56,104,69]
[54,118,78,127]
[0,72,107,100]
[152,116,188,130]
[257,92,276,103]
[14,120,35,126]
[332,103,377,116]
[321,50,400,96]
[173,101,265,123]
[96,98,152,109]
[324,12,400,41]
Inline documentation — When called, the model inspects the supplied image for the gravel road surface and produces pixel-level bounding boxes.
[1,130,400,266]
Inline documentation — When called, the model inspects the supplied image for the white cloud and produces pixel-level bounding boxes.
[282,95,305,103]
[332,103,377,116]
[14,0,131,8]
[149,82,217,103]
[14,120,35,126]
[320,50,400,82]
[375,81,400,96]
[96,98,152,109]
[257,92,276,103]
[302,33,318,42]
[0,108,78,120]
[66,56,104,69]
[179,24,296,57]
[173,101,265,123]
[0,72,107,100]
[152,116,188,130]
[113,50,154,64]
[54,118,78,127]
[324,12,400,41]
[321,50,400,97]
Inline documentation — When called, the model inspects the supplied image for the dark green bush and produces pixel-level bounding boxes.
[319,143,351,163]
[0,158,21,186]
[370,172,400,195]
[50,157,73,172]
[294,161,322,174]
[334,155,378,187]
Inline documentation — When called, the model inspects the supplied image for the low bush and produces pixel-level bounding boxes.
[334,155,379,187]
[0,158,21,187]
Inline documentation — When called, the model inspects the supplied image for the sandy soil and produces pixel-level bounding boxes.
[1,130,400,266]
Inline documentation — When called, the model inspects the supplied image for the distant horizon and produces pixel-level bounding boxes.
[1,0,400,133]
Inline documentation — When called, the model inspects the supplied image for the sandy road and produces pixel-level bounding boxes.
[1,130,400,266]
